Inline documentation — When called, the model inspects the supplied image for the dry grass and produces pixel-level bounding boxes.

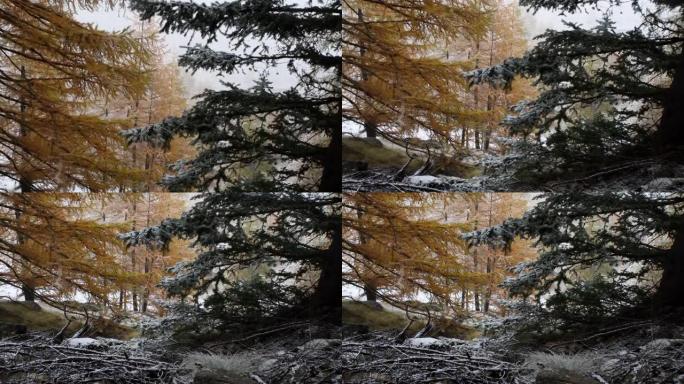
[342,301,478,339]
[527,351,601,375]
[343,137,419,171]
[0,301,137,339]
[342,136,479,177]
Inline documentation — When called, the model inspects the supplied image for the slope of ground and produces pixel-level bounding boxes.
[0,301,136,339]
[342,300,478,339]
[343,136,479,178]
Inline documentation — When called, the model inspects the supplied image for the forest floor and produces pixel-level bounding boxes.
[0,300,341,383]
[341,136,684,192]
[342,136,510,192]
[2,299,683,383]
[340,300,684,384]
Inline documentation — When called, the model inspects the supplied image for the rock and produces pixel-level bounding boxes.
[193,370,253,384]
[640,338,684,352]
[63,337,102,348]
[404,337,446,348]
[300,338,341,350]
[535,369,598,384]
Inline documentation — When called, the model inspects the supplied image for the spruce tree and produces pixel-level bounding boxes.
[123,0,342,192]
[122,192,341,325]
[467,1,684,189]
[466,192,684,325]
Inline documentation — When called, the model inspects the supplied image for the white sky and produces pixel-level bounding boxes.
[76,0,646,96]
[75,4,301,98]
[521,0,647,39]
[75,0,648,98]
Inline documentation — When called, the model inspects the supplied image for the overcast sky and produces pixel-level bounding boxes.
[75,0,649,97]
[75,4,301,98]
[522,0,647,38]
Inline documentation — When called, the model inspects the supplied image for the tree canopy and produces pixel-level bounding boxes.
[343,0,491,146]
[467,0,684,188]
[467,192,684,326]
[0,0,151,192]
[123,0,342,192]
[122,192,342,325]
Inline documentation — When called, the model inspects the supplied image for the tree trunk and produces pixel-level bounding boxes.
[311,222,342,323]
[17,64,35,302]
[656,50,684,151]
[655,224,684,307]
[130,200,139,312]
[364,121,378,138]
[484,257,492,313]
[364,282,377,302]
[141,256,150,313]
[484,32,495,152]
[473,40,481,151]
[484,94,493,151]
[320,118,341,192]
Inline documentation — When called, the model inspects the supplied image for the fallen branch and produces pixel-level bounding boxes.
[0,336,188,383]
[341,334,531,384]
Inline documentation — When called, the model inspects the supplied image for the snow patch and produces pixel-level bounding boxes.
[404,337,445,348]
[63,338,101,348]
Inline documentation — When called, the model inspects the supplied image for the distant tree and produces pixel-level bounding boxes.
[122,192,341,325]
[462,0,534,152]
[462,193,536,313]
[107,20,191,193]
[468,0,684,187]
[123,0,342,192]
[467,192,684,326]
[101,193,194,313]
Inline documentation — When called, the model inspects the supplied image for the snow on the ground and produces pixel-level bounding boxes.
[404,337,446,348]
[63,338,101,348]
[403,175,488,191]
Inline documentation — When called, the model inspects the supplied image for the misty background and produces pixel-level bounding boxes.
[76,0,649,102]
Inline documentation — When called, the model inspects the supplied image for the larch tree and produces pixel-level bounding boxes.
[100,193,194,314]
[0,0,151,192]
[122,192,342,326]
[343,0,491,149]
[0,193,132,309]
[467,192,684,327]
[467,0,684,188]
[461,0,534,152]
[342,193,479,316]
[107,20,191,193]
[0,0,152,303]
[461,193,535,313]
[122,0,342,192]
